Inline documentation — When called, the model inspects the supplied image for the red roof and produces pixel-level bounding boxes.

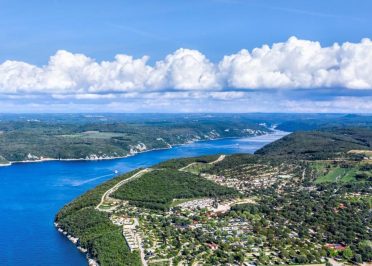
[325,243,346,251]
[338,203,346,209]
[206,242,219,250]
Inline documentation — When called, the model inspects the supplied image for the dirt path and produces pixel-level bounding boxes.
[96,168,151,211]
[179,154,225,171]
[209,154,225,165]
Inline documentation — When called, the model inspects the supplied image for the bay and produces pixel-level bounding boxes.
[0,131,287,265]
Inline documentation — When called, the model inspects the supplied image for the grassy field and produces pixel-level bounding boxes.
[181,162,213,174]
[313,162,359,183]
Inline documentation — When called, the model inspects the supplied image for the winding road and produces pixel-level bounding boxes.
[96,168,151,211]
[95,155,226,265]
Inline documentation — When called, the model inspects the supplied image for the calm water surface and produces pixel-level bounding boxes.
[0,131,287,265]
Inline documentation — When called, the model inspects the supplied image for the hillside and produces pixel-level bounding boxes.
[255,128,372,160]
[55,156,240,265]
[2,113,372,165]
[275,114,372,132]
[112,169,238,210]
[55,127,372,265]
[0,114,270,164]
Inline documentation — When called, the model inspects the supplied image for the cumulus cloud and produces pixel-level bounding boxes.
[1,37,372,96]
[147,48,219,90]
[0,48,218,94]
[219,37,372,89]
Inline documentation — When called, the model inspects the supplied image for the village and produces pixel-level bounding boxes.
[92,154,366,266]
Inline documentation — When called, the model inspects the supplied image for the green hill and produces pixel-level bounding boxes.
[112,169,238,210]
[0,114,270,163]
[255,128,372,160]
[55,127,372,265]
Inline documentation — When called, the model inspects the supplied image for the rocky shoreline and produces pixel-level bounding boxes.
[0,131,276,168]
[54,222,99,266]
[0,146,172,167]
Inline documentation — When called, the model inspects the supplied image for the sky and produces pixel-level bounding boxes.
[0,0,371,113]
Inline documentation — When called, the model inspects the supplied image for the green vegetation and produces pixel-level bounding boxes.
[57,169,143,219]
[180,162,213,174]
[3,113,371,163]
[0,114,270,162]
[244,182,372,262]
[311,160,372,183]
[56,127,372,265]
[275,113,372,132]
[112,169,238,210]
[56,170,143,265]
[57,207,141,265]
[255,128,372,160]
[155,155,219,170]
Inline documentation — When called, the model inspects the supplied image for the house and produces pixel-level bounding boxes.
[338,203,346,209]
[206,242,219,250]
[325,243,346,251]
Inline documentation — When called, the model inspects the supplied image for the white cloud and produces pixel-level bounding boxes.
[147,48,219,90]
[219,37,372,89]
[1,37,372,96]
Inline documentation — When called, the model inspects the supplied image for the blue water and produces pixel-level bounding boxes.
[0,132,286,266]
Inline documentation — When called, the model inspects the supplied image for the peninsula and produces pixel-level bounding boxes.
[55,127,372,265]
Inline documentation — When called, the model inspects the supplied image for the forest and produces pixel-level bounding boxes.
[112,169,239,210]
[0,113,270,163]
[55,127,372,265]
[1,113,372,164]
[55,169,145,265]
[255,127,372,160]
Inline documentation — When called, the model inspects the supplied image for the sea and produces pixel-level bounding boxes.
[0,131,287,265]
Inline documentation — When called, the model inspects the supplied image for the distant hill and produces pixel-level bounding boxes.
[0,115,270,164]
[1,113,372,164]
[276,114,372,132]
[255,128,372,160]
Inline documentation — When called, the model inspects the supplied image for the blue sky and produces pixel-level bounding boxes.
[0,0,371,112]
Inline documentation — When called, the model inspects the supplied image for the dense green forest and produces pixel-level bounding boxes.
[1,113,372,164]
[112,169,238,210]
[55,170,143,265]
[275,114,372,132]
[234,182,372,262]
[155,155,220,170]
[0,114,270,163]
[57,207,141,265]
[255,128,372,159]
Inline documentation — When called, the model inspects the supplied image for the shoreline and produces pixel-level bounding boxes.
[52,129,288,266]
[0,130,288,168]
[54,222,99,266]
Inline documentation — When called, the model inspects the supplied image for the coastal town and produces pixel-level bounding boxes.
[54,128,372,266]
[56,151,366,266]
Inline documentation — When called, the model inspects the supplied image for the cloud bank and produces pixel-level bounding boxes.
[1,37,372,96]
[0,37,371,113]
